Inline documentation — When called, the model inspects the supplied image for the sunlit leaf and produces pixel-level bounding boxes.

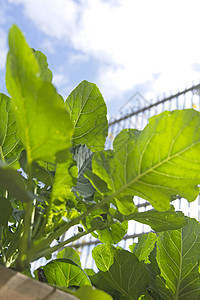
[156,217,200,299]
[91,110,200,211]
[127,208,187,231]
[132,232,157,264]
[93,245,149,299]
[33,49,52,82]
[57,247,81,267]
[42,258,91,288]
[0,93,23,168]
[65,80,108,152]
[6,25,73,163]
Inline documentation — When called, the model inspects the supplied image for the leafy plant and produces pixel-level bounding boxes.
[1,25,200,299]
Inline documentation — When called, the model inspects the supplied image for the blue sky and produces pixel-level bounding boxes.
[1,0,200,117]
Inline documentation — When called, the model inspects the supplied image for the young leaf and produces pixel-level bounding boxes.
[0,196,13,226]
[95,220,128,244]
[156,217,200,299]
[51,155,77,203]
[92,244,117,272]
[6,25,73,163]
[74,286,113,300]
[91,110,200,211]
[65,80,108,152]
[57,247,81,267]
[0,93,23,168]
[127,208,187,231]
[132,232,157,264]
[41,258,91,288]
[93,245,149,300]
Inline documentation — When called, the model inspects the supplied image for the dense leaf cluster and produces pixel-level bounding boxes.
[1,25,200,299]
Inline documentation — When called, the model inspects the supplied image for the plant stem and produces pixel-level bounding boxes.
[6,221,23,263]
[0,225,6,266]
[16,156,33,271]
[31,219,115,262]
[31,192,115,254]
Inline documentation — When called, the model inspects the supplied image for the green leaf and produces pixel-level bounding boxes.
[91,110,200,211]
[93,245,149,300]
[132,232,157,264]
[90,271,121,299]
[0,93,23,168]
[96,219,128,244]
[127,208,188,231]
[6,25,73,163]
[41,258,91,288]
[92,244,117,272]
[156,217,200,299]
[65,80,108,152]
[47,154,79,231]
[33,49,52,82]
[88,207,128,244]
[0,196,13,226]
[57,247,81,267]
[51,153,77,206]
[0,163,32,202]
[74,286,113,300]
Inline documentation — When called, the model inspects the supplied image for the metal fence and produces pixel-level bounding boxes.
[33,82,200,271]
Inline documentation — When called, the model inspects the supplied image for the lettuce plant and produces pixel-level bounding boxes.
[1,25,200,299]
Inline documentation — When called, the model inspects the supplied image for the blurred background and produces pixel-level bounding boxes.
[1,0,200,118]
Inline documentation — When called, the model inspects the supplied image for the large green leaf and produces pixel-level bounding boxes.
[33,49,53,82]
[41,258,91,288]
[6,25,73,163]
[156,217,200,299]
[90,110,200,211]
[90,271,122,299]
[0,93,23,168]
[92,245,149,299]
[65,80,108,152]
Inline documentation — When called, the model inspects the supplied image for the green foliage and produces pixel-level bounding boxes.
[0,93,24,168]
[1,25,200,299]
[41,259,91,288]
[6,25,73,164]
[65,80,108,152]
[89,111,200,211]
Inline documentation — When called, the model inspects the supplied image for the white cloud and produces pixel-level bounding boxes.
[0,28,8,70]
[40,38,55,54]
[7,0,200,102]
